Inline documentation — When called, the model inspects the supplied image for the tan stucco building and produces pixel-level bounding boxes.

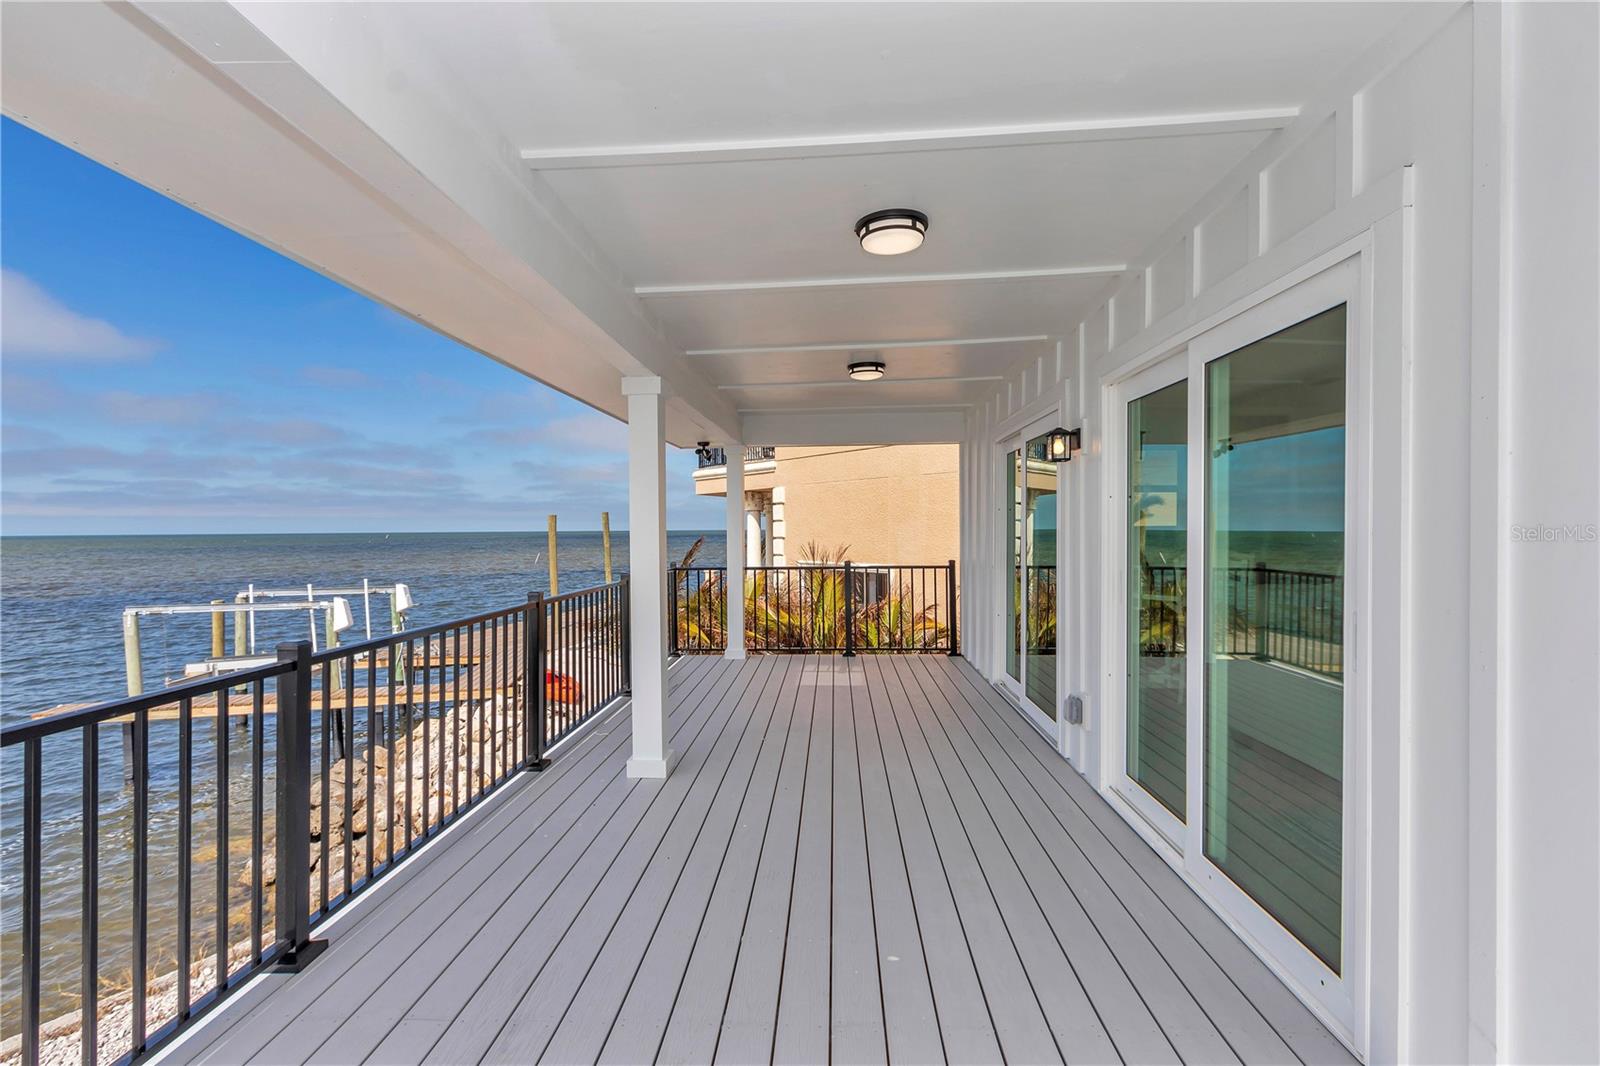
[692,445,958,567]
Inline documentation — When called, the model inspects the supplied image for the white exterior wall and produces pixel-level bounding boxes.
[1499,3,1600,1061]
[956,4,1600,1061]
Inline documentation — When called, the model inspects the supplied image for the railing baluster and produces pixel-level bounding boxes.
[318,660,331,912]
[216,686,229,993]
[452,624,463,816]
[251,681,264,966]
[404,636,416,852]
[22,737,43,1066]
[508,611,519,780]
[499,610,509,781]
[436,635,446,819]
[81,724,99,1066]
[131,708,149,1054]
[422,638,432,836]
[386,640,397,867]
[178,695,193,1019]
[366,649,376,881]
[344,651,356,896]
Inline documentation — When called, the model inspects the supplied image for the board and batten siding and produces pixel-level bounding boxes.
[957,4,1600,1063]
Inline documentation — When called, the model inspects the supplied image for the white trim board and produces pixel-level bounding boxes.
[520,108,1300,170]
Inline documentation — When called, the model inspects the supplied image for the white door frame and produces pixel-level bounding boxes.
[1106,351,1191,850]
[1182,252,1368,1038]
[995,409,1063,742]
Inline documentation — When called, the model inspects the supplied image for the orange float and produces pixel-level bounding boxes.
[544,670,582,705]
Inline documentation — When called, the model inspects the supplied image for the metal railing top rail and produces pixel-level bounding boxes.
[673,562,957,571]
[544,573,629,606]
[1,660,294,746]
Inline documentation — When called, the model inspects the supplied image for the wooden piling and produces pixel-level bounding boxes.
[121,612,142,782]
[211,600,226,659]
[601,511,613,584]
[122,612,144,697]
[547,514,559,595]
[325,609,343,693]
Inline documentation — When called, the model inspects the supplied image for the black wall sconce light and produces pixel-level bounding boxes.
[1046,427,1081,462]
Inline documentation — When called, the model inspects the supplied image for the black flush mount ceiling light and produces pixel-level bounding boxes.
[847,360,886,381]
[1046,427,1081,462]
[854,208,929,255]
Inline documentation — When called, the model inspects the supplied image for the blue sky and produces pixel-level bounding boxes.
[0,118,722,536]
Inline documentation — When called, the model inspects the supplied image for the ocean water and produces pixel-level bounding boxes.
[1,531,722,728]
[0,530,722,1034]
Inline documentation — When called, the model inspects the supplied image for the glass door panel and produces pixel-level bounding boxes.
[1004,448,1022,684]
[1126,380,1188,821]
[1204,304,1347,973]
[1023,434,1058,717]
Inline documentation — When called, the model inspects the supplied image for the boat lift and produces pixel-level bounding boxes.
[231,580,415,660]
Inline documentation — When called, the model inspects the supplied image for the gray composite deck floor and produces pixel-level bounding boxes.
[164,654,1353,1066]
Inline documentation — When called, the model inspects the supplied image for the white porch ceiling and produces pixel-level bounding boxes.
[2,1,1421,445]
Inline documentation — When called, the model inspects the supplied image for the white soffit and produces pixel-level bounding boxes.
[2,1,1426,444]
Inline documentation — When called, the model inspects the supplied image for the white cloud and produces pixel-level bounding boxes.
[1,269,161,359]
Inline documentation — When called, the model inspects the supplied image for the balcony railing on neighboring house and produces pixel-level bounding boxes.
[669,562,958,656]
[694,445,776,469]
[2,579,630,1066]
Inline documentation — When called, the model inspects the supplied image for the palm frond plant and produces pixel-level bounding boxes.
[672,536,727,651]
[673,539,952,653]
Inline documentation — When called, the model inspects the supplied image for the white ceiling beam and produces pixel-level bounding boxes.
[635,265,1125,297]
[684,335,1052,357]
[720,375,1003,391]
[520,108,1298,170]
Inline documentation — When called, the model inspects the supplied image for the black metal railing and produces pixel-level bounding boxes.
[694,445,777,469]
[543,578,630,746]
[1,579,629,1066]
[668,562,957,656]
[1138,563,1343,677]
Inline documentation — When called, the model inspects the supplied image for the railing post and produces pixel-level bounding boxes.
[947,559,960,656]
[667,568,679,657]
[843,562,856,657]
[526,593,550,771]
[273,641,325,970]
[1252,562,1270,661]
[621,575,633,695]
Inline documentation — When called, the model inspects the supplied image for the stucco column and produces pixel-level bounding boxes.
[724,444,746,659]
[745,503,763,568]
[623,377,672,779]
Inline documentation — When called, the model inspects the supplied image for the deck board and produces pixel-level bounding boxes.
[166,654,1354,1066]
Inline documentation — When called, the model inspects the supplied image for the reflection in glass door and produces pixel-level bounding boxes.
[1126,380,1188,822]
[1005,447,1022,685]
[1001,433,1059,731]
[1204,304,1347,973]
[1023,433,1058,717]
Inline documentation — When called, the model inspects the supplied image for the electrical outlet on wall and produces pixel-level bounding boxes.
[1065,693,1085,726]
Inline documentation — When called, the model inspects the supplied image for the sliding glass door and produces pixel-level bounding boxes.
[1114,262,1359,1031]
[1204,304,1347,973]
[1001,422,1059,736]
[1121,362,1189,840]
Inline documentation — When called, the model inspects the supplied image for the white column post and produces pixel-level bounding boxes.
[623,377,673,779]
[724,444,746,660]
